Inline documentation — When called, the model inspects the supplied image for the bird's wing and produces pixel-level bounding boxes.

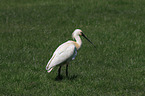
[53,41,73,55]
[48,41,76,68]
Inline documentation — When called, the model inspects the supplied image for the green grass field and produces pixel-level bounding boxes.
[0,0,145,95]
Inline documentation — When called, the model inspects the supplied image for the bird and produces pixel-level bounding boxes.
[46,29,95,79]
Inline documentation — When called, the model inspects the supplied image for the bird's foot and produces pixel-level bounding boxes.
[55,75,63,80]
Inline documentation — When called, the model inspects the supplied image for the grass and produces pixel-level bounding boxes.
[0,0,145,95]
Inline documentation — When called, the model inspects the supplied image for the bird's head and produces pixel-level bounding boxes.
[72,29,83,39]
[72,29,96,48]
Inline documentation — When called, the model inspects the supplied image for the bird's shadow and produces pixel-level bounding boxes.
[55,74,78,81]
[55,75,63,81]
[67,74,78,80]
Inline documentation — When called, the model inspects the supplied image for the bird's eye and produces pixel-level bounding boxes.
[80,32,83,35]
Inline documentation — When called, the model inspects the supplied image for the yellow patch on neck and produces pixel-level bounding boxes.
[73,41,80,50]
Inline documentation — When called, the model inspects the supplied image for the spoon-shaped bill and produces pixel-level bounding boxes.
[81,32,96,48]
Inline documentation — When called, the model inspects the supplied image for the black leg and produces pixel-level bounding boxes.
[55,66,62,80]
[66,64,68,77]
[58,66,61,77]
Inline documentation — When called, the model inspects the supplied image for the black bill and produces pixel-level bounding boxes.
[81,32,96,48]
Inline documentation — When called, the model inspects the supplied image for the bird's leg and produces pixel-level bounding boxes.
[66,64,68,77]
[58,66,61,78]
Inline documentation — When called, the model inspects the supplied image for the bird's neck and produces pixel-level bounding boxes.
[74,36,82,50]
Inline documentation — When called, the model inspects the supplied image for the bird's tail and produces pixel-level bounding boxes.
[46,57,54,73]
[46,65,53,73]
[47,67,53,73]
[46,54,56,73]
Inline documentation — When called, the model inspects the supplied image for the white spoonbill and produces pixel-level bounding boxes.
[46,29,95,78]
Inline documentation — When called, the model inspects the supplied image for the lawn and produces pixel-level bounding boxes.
[0,0,145,95]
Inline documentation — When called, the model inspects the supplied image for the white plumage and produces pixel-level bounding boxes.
[46,29,95,78]
[46,41,77,72]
